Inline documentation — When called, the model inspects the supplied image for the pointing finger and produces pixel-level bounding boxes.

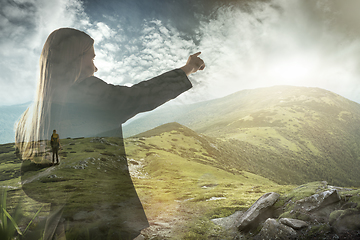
[192,52,201,57]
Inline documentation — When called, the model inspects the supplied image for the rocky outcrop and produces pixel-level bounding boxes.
[212,181,360,239]
[330,209,360,234]
[236,192,280,232]
[279,218,308,230]
[211,211,243,230]
[255,218,297,240]
[293,189,341,212]
[210,211,244,239]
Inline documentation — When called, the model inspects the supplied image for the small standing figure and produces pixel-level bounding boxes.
[50,129,60,164]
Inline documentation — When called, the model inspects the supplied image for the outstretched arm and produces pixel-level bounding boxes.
[180,52,205,76]
[66,52,206,127]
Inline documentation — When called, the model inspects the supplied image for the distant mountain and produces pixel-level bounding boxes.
[124,86,360,137]
[3,86,360,186]
[0,102,30,144]
[124,86,360,186]
[130,122,246,176]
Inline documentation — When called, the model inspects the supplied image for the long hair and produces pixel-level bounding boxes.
[15,28,94,162]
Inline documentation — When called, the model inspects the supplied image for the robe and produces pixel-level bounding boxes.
[21,69,192,239]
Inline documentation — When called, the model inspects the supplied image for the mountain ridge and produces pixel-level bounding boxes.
[124,85,360,137]
[124,86,360,187]
[0,102,31,144]
[2,86,360,186]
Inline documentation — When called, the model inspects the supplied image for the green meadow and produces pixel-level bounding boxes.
[2,86,360,239]
[0,126,294,239]
[125,131,294,238]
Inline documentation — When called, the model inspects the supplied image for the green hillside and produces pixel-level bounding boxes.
[2,119,360,239]
[0,130,292,239]
[2,85,360,238]
[124,86,360,187]
[124,125,293,238]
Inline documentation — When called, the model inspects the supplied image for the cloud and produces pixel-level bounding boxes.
[3,0,360,107]
[188,0,360,103]
[87,22,116,43]
[0,0,87,105]
[91,18,196,89]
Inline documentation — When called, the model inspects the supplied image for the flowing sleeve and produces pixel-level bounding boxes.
[69,68,192,124]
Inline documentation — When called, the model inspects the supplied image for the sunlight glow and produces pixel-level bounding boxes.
[267,55,317,85]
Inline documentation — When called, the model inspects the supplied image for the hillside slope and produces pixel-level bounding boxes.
[0,132,288,239]
[124,86,360,186]
[130,122,245,175]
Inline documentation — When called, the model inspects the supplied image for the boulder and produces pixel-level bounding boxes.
[255,218,297,240]
[211,211,244,239]
[211,211,243,230]
[236,192,280,232]
[294,189,340,212]
[340,202,358,210]
[330,209,360,234]
[279,218,308,229]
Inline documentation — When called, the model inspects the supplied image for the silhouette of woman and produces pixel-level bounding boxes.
[15,28,205,239]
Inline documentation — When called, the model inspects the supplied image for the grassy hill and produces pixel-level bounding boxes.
[124,86,360,187]
[124,124,294,238]
[0,125,294,239]
[2,119,360,238]
[2,85,360,238]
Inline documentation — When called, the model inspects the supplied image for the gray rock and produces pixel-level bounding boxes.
[279,218,308,229]
[330,209,360,234]
[340,202,358,210]
[236,192,280,231]
[256,218,297,240]
[295,189,340,212]
[153,222,171,229]
[212,211,243,230]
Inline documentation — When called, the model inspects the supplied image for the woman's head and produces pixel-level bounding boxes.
[16,28,96,162]
[40,28,95,92]
[78,43,98,80]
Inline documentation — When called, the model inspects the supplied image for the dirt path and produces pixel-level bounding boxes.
[129,158,193,239]
[139,202,193,239]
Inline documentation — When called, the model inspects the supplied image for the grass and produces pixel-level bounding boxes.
[0,189,22,239]
[0,188,45,240]
[124,86,360,188]
[124,131,294,238]
[1,119,358,239]
[0,126,295,239]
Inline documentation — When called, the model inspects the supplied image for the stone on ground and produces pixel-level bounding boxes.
[236,192,280,232]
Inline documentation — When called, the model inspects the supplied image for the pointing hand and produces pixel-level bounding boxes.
[181,52,205,76]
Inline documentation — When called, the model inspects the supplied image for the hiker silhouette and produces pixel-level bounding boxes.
[50,130,60,164]
[15,28,205,239]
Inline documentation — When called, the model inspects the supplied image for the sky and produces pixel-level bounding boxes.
[2,0,360,106]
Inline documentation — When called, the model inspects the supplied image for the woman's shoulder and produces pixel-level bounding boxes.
[69,76,113,98]
[74,76,107,88]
